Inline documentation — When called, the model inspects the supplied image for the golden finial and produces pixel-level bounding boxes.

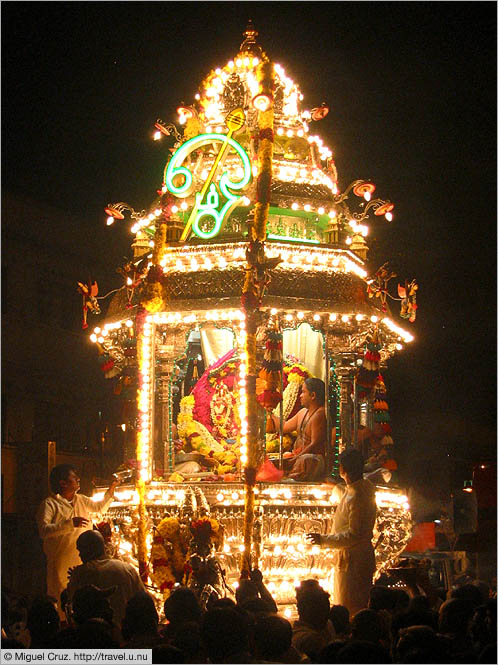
[239,20,264,58]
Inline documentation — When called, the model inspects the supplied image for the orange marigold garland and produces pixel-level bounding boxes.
[241,58,275,574]
[134,307,150,583]
[257,329,283,410]
[149,516,186,598]
[135,477,149,583]
[141,193,175,314]
[372,374,397,472]
[149,515,224,598]
[357,330,381,400]
[373,374,392,441]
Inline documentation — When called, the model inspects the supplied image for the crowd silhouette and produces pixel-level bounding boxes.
[2,569,496,664]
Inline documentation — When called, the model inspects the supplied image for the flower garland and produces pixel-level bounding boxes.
[373,374,393,445]
[370,374,397,473]
[275,363,311,421]
[141,193,175,314]
[241,58,275,574]
[357,330,381,400]
[135,308,149,582]
[141,265,165,314]
[257,328,283,411]
[135,477,149,582]
[149,515,223,599]
[149,516,185,598]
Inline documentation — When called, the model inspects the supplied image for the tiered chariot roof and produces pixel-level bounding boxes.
[101,23,413,357]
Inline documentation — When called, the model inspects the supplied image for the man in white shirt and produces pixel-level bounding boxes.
[66,530,145,628]
[307,448,377,616]
[36,464,119,617]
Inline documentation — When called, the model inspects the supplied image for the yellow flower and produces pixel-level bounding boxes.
[216,464,233,475]
[157,517,181,540]
[287,372,305,384]
[266,437,279,453]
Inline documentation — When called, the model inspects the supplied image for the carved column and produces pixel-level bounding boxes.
[156,369,173,475]
[335,366,355,451]
[155,326,189,474]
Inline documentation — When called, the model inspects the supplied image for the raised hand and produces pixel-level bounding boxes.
[249,568,263,584]
[72,516,89,527]
[305,532,323,545]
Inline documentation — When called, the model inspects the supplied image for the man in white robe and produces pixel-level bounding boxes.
[36,464,119,618]
[307,448,377,616]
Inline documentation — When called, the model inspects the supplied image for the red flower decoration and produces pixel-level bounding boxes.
[152,558,169,571]
[288,367,307,378]
[259,128,274,142]
[257,389,282,410]
[241,291,259,311]
[95,521,112,543]
[190,519,213,547]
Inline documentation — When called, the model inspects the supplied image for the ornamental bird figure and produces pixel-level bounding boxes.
[117,257,149,308]
[398,279,418,322]
[77,279,100,329]
[367,262,397,312]
[243,236,282,305]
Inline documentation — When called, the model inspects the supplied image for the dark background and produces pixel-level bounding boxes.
[3,2,496,494]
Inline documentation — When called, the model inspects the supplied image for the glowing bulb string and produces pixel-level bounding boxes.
[329,359,341,476]
[135,307,151,582]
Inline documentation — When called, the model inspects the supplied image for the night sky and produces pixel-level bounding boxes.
[3,2,496,491]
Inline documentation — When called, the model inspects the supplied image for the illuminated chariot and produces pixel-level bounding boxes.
[86,25,415,606]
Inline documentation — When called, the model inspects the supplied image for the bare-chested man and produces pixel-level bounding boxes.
[268,377,327,481]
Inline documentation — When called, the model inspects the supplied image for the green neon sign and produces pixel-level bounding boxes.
[164,124,251,240]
